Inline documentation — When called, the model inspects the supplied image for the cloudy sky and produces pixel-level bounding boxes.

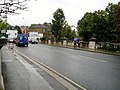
[7,0,119,27]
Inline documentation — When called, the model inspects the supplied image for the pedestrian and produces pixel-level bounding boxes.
[74,41,77,49]
[77,39,80,48]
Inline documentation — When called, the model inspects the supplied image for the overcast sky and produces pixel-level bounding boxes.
[7,0,119,27]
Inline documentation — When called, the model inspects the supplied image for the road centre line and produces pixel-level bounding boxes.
[14,49,87,90]
[78,55,108,63]
[55,49,108,63]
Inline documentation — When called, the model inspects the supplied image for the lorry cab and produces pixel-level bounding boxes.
[16,34,28,47]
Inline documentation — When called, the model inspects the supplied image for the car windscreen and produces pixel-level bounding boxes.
[19,36,27,40]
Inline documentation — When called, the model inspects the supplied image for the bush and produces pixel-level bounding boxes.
[116,44,120,51]
[102,42,120,52]
[0,34,5,37]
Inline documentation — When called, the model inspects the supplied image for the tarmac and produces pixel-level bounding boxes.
[0,44,120,90]
[0,46,73,90]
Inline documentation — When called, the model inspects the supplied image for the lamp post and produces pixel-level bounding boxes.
[22,18,27,34]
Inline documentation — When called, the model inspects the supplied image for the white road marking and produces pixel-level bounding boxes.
[14,49,87,90]
[55,49,108,63]
[78,54,108,63]
[15,53,55,90]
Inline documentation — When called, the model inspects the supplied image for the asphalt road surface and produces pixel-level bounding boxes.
[2,46,69,90]
[15,44,120,90]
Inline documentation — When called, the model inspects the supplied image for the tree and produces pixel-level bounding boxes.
[77,12,93,41]
[92,10,109,42]
[0,20,7,37]
[15,25,21,34]
[77,3,118,42]
[0,0,32,15]
[61,22,74,41]
[0,20,7,32]
[105,3,117,42]
[51,8,65,42]
[115,2,120,42]
[0,0,36,37]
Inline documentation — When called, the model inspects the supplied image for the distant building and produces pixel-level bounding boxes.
[20,26,29,35]
[29,24,52,39]
[6,30,18,39]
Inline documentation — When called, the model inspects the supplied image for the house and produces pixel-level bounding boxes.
[29,24,52,39]
[6,30,18,39]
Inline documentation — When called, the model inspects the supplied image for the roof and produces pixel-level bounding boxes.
[89,37,97,41]
[29,24,51,31]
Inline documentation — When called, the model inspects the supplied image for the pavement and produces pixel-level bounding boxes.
[0,50,4,90]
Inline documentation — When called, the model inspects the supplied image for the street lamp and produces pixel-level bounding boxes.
[22,18,27,34]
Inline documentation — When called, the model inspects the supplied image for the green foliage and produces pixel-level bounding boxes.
[93,10,110,42]
[77,12,94,41]
[15,25,21,34]
[0,20,7,37]
[61,22,74,41]
[0,34,4,37]
[106,3,118,42]
[115,2,120,42]
[51,8,65,42]
[106,3,117,27]
[0,20,7,32]
[102,42,120,51]
[77,3,118,42]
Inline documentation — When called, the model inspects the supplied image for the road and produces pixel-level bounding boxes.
[15,44,120,90]
[2,46,70,90]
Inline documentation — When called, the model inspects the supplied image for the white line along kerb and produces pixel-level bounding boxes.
[14,49,87,90]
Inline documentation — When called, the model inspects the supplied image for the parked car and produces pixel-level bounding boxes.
[30,38,38,44]
[1,36,5,38]
[15,34,28,47]
[8,38,15,43]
